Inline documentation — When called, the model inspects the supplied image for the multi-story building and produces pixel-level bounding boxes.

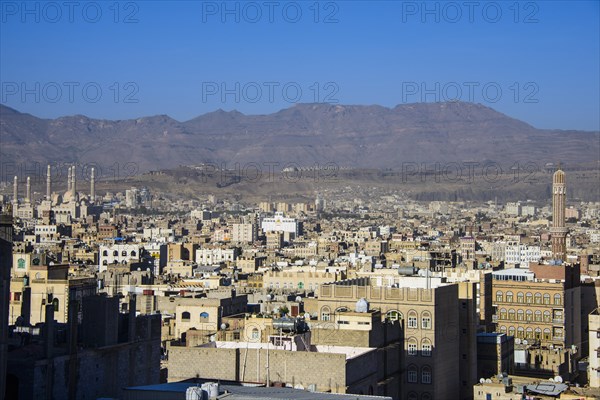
[232,223,257,243]
[261,212,301,237]
[195,247,239,265]
[491,263,581,379]
[98,243,141,272]
[504,243,541,265]
[310,277,462,400]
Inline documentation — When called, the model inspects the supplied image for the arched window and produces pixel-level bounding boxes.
[543,294,551,304]
[534,293,542,304]
[535,310,542,322]
[103,260,108,265]
[517,327,524,338]
[526,327,533,339]
[506,291,514,302]
[130,250,136,257]
[526,292,533,304]
[52,298,59,312]
[543,328,551,340]
[181,311,190,321]
[517,292,524,303]
[122,250,128,256]
[526,310,533,322]
[407,365,418,383]
[500,325,507,334]
[421,311,432,329]
[535,328,542,340]
[407,392,418,400]
[386,310,402,321]
[508,309,516,321]
[200,312,209,320]
[251,328,260,340]
[496,291,503,303]
[113,250,118,256]
[499,308,507,320]
[544,311,551,322]
[407,337,418,356]
[554,294,562,305]
[421,366,432,384]
[517,310,524,321]
[508,326,515,337]
[321,306,331,321]
[421,339,432,357]
[421,393,432,400]
[102,250,108,256]
[407,310,418,329]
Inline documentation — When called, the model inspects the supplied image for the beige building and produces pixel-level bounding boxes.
[10,263,96,325]
[309,277,462,400]
[263,269,342,295]
[491,264,581,379]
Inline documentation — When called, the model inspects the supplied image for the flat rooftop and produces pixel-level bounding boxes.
[205,341,374,360]
[124,382,392,400]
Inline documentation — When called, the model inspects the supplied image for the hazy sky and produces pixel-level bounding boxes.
[1,1,599,130]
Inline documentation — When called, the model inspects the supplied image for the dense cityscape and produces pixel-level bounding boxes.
[1,2,599,400]
[0,162,599,399]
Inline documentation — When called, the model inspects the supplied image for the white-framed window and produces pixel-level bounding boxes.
[408,342,417,356]
[408,316,417,329]
[422,367,432,384]
[407,368,417,383]
[422,313,432,329]
[422,342,432,356]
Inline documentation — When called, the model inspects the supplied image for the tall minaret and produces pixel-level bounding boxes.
[13,176,18,204]
[46,164,52,199]
[90,167,95,203]
[71,166,76,196]
[25,176,31,203]
[550,166,567,261]
[67,166,72,193]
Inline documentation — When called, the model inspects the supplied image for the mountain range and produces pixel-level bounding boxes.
[1,102,598,175]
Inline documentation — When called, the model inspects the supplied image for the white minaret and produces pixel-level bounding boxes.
[13,176,18,203]
[46,164,51,199]
[67,166,72,192]
[72,166,76,196]
[25,176,31,203]
[90,167,95,203]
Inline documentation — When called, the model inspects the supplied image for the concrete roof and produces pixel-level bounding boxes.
[124,382,392,400]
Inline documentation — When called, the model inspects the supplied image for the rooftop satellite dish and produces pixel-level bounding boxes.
[295,296,302,303]
[549,378,555,382]
[549,344,554,349]
[523,340,528,345]
[515,338,521,344]
[479,378,485,384]
[554,376,563,383]
[485,379,492,383]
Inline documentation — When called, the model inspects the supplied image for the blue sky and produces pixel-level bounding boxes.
[1,0,599,130]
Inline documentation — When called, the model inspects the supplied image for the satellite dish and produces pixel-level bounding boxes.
[523,340,528,345]
[554,376,563,383]
[485,379,492,383]
[295,296,302,303]
[549,378,555,382]
[549,344,554,349]
[515,338,521,344]
[479,378,485,384]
